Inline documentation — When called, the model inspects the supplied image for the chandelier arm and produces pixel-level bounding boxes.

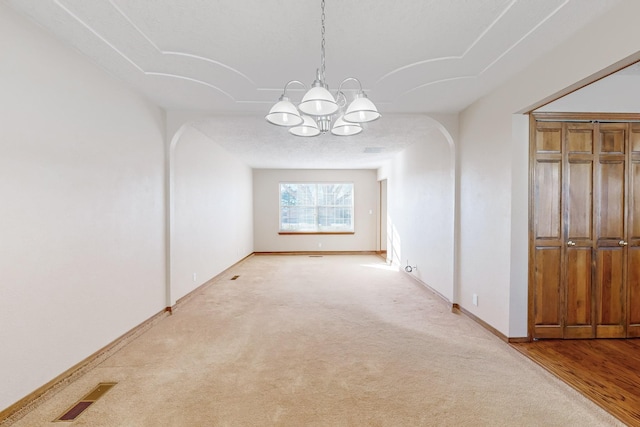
[336,77,364,95]
[282,80,308,97]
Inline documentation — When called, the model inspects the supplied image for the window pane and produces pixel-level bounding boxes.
[280,206,316,231]
[318,206,352,231]
[280,182,353,232]
[317,185,331,205]
[280,183,316,206]
[319,183,352,206]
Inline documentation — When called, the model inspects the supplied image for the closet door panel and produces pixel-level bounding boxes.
[594,159,626,338]
[595,124,627,338]
[566,248,592,328]
[534,161,561,239]
[596,249,625,337]
[566,131,593,241]
[534,247,563,338]
[627,247,640,337]
[627,125,640,336]
[600,126,625,154]
[567,160,593,240]
[564,124,595,338]
[532,121,564,339]
[630,161,640,238]
[536,122,562,153]
[597,161,625,239]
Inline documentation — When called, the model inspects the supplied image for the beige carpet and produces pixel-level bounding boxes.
[8,254,622,426]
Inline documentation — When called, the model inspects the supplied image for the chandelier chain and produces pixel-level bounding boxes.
[320,0,326,82]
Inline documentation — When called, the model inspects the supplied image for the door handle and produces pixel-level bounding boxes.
[619,240,628,246]
[567,240,576,247]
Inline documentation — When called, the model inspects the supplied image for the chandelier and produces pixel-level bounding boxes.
[265,0,381,137]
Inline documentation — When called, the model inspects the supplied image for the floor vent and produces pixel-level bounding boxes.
[54,382,116,422]
[230,275,240,280]
[309,255,323,257]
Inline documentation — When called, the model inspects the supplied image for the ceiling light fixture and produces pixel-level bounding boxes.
[265,0,380,137]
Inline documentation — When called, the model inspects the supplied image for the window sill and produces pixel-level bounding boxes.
[278,231,355,235]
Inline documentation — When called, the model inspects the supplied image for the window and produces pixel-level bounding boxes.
[279,183,354,233]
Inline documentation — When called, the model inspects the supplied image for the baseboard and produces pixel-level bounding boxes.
[402,270,455,311]
[507,336,531,343]
[453,304,509,343]
[253,251,380,256]
[403,279,528,344]
[172,253,255,310]
[452,304,529,343]
[0,308,169,425]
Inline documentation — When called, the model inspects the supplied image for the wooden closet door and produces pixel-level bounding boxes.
[628,124,640,337]
[531,115,640,340]
[532,121,563,339]
[564,123,595,339]
[594,123,627,338]
[532,122,596,339]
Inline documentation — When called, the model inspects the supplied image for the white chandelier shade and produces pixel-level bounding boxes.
[265,95,303,127]
[290,115,321,137]
[344,93,382,123]
[298,83,339,116]
[331,115,363,136]
[265,0,380,137]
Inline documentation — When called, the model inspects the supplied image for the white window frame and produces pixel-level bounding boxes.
[279,182,355,234]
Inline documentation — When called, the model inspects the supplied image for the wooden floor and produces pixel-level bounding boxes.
[511,339,640,426]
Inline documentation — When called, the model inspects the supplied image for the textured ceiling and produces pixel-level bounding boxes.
[5,0,624,168]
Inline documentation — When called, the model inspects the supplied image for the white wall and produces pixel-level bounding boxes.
[379,179,387,252]
[0,5,165,410]
[458,0,640,337]
[537,74,640,113]
[509,114,530,336]
[253,169,378,252]
[459,98,514,332]
[380,124,455,301]
[171,125,253,302]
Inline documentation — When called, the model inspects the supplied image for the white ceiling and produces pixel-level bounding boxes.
[5,0,623,168]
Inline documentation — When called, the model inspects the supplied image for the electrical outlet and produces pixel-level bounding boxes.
[473,293,478,306]
[192,273,197,282]
[318,242,322,248]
